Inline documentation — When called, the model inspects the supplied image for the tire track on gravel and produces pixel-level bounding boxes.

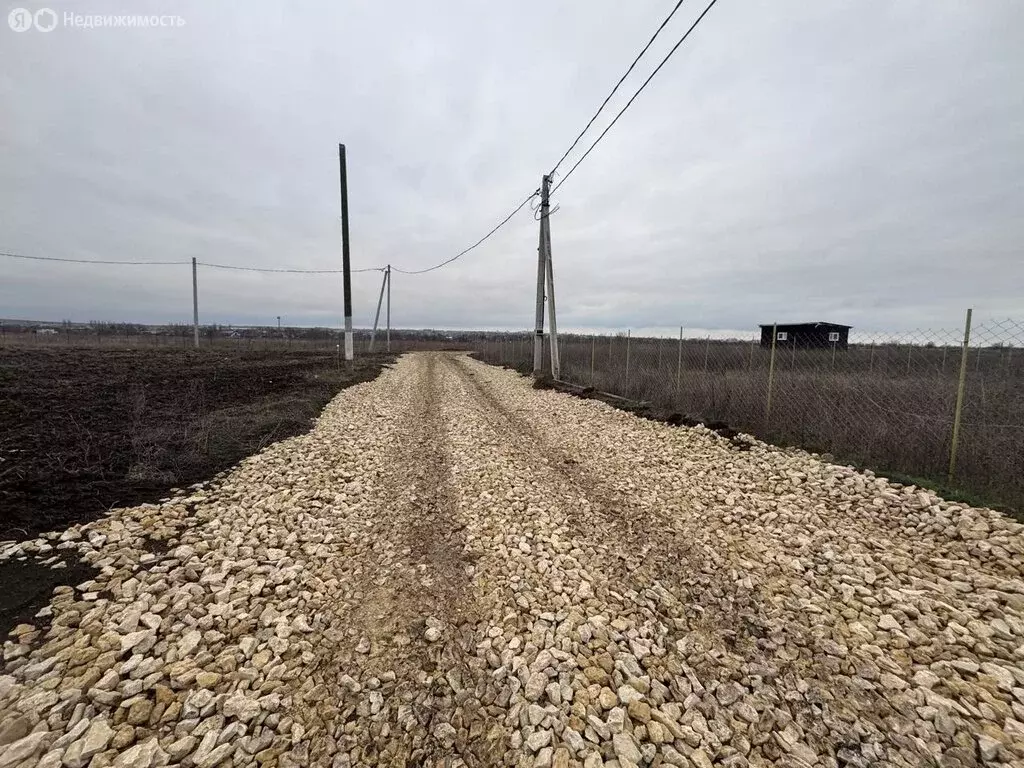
[442,356,815,757]
[447,355,772,651]
[439,354,811,765]
[348,354,475,670]
[306,353,505,767]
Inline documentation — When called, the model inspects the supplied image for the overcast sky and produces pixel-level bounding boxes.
[2,0,1022,336]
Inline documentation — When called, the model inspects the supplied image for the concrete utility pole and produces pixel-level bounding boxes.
[191,257,200,349]
[533,175,549,374]
[369,269,388,352]
[386,264,391,352]
[532,174,560,377]
[543,182,560,380]
[338,144,354,361]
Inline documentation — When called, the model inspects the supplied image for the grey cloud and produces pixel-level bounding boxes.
[1,0,1022,335]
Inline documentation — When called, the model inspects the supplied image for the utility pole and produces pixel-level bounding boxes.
[543,177,560,379]
[532,175,548,374]
[369,269,388,352]
[338,144,354,361]
[386,264,391,352]
[191,257,200,349]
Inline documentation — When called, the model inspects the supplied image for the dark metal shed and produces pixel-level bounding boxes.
[759,322,852,350]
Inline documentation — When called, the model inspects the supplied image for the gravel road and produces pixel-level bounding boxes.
[2,352,1024,768]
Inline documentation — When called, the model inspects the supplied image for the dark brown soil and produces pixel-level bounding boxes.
[0,345,391,636]
[0,345,392,540]
[0,554,98,637]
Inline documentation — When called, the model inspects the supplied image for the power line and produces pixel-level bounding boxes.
[391,190,539,274]
[1,251,188,266]
[392,0,716,272]
[552,0,719,195]
[198,261,383,274]
[6,3,717,284]
[549,0,688,177]
[1,251,383,273]
[5,188,540,280]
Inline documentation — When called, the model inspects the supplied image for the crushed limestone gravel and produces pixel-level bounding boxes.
[1,352,1023,767]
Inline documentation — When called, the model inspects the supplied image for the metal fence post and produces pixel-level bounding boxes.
[625,330,631,395]
[590,336,596,386]
[948,308,973,484]
[766,323,778,425]
[675,326,683,405]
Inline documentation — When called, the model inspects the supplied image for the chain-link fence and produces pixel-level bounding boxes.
[474,312,1024,515]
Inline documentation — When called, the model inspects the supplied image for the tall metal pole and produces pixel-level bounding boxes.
[339,144,354,361]
[543,175,560,379]
[191,257,200,349]
[533,175,549,374]
[386,264,391,352]
[369,269,387,352]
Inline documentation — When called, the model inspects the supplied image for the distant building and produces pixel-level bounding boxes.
[759,322,851,350]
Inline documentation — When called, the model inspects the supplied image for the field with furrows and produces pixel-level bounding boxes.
[2,352,1023,767]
